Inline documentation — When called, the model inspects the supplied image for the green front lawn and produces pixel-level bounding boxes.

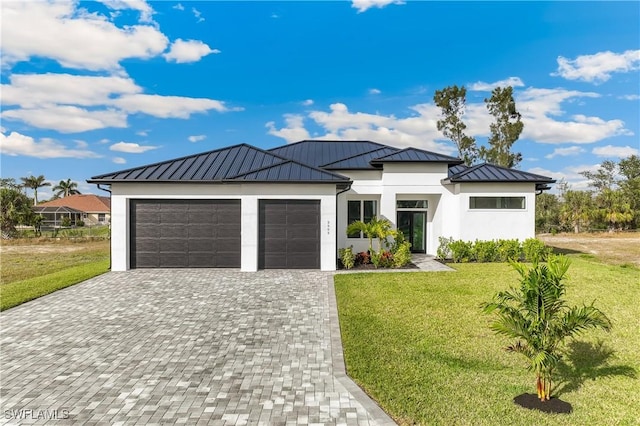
[0,260,110,311]
[334,259,639,425]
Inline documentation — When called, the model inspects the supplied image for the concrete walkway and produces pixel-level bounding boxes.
[410,254,455,272]
[0,270,395,425]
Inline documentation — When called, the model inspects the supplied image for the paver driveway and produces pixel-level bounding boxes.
[0,270,394,425]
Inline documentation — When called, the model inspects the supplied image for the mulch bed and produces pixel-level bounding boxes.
[513,393,572,414]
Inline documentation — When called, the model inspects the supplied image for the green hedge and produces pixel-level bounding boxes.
[437,237,551,263]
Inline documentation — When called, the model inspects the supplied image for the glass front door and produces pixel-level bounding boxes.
[397,211,426,253]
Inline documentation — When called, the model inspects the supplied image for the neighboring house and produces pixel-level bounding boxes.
[36,194,111,226]
[88,140,554,272]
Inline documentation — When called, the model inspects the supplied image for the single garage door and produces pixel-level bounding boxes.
[259,200,320,269]
[130,199,241,268]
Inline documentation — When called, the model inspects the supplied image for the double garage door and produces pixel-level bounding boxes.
[130,199,320,269]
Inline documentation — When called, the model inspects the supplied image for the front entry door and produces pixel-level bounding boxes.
[397,211,426,253]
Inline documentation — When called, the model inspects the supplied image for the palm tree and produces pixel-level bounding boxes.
[20,175,51,205]
[53,179,81,198]
[482,255,611,401]
[346,217,392,255]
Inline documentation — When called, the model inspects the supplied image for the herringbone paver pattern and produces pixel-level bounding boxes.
[0,270,395,425]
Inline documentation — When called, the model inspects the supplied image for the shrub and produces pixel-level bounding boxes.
[474,240,498,262]
[436,236,453,260]
[339,246,356,269]
[372,250,394,268]
[449,240,474,263]
[355,251,370,266]
[61,217,72,227]
[392,241,412,268]
[76,220,85,227]
[522,238,552,263]
[496,239,522,262]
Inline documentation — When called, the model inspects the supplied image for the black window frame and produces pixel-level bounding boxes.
[347,200,378,238]
[469,196,526,210]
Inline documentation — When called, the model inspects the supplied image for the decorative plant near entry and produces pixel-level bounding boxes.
[482,255,611,402]
[339,246,356,269]
[344,217,411,268]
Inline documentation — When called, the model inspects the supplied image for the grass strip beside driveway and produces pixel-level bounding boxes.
[334,258,639,425]
[1,259,109,311]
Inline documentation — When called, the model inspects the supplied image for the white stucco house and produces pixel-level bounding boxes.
[88,140,554,271]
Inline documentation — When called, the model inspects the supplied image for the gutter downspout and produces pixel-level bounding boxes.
[96,184,112,271]
[335,183,352,265]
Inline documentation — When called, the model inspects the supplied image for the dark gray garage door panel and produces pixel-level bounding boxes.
[259,200,320,269]
[131,200,240,268]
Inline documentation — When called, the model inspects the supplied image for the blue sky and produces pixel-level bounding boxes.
[1,0,639,198]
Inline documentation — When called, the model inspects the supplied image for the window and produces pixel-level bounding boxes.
[98,213,106,222]
[469,197,525,209]
[347,200,377,238]
[396,200,428,209]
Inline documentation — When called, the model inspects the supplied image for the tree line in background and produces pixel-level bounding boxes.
[0,176,81,237]
[536,155,640,233]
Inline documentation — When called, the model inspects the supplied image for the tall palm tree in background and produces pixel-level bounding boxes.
[20,175,51,205]
[483,255,611,401]
[53,178,81,198]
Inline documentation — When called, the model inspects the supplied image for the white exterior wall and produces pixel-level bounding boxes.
[110,183,338,272]
[336,165,538,255]
[456,183,537,242]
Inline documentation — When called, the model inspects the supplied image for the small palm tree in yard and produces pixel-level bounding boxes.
[482,255,611,402]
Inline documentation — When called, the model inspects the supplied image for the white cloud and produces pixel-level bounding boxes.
[468,77,525,91]
[163,39,220,63]
[592,145,639,158]
[516,88,632,144]
[267,103,453,153]
[1,73,141,108]
[352,0,404,13]
[1,1,168,72]
[553,50,640,83]
[0,131,101,159]
[528,165,599,191]
[112,157,127,164]
[173,3,184,11]
[136,130,149,137]
[545,146,585,159]
[302,99,314,106]
[266,114,311,143]
[95,0,154,23]
[618,94,640,101]
[113,94,228,118]
[2,105,127,133]
[188,135,206,143]
[369,88,382,95]
[110,141,159,153]
[192,7,205,22]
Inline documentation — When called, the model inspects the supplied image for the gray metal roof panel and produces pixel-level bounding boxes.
[321,147,400,169]
[447,163,555,183]
[229,161,350,183]
[371,147,463,164]
[268,140,387,168]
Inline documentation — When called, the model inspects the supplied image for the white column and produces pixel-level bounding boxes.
[241,197,258,272]
[320,195,337,271]
[111,195,128,271]
[379,189,396,227]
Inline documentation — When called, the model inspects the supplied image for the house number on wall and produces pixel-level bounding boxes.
[327,221,331,235]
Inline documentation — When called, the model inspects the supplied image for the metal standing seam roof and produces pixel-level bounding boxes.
[268,140,388,168]
[446,163,556,183]
[88,143,350,184]
[321,147,400,169]
[370,147,463,164]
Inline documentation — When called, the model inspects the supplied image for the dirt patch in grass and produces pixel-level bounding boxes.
[0,239,110,284]
[539,232,640,268]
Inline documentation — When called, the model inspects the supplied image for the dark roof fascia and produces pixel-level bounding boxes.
[268,139,387,152]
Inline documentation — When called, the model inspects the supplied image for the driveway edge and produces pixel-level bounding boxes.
[327,276,397,426]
